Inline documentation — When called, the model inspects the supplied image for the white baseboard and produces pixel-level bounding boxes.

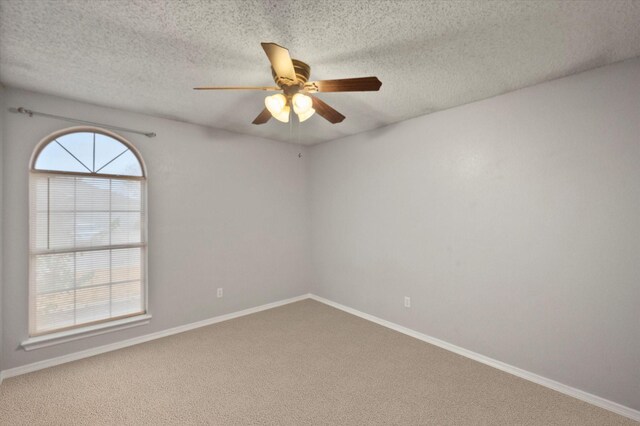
[0,293,311,384]
[308,294,640,422]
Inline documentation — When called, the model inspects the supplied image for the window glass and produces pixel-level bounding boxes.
[35,142,89,173]
[34,131,143,177]
[98,149,143,176]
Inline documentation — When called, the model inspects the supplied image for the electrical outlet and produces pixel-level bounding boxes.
[217,288,223,298]
[404,296,411,308]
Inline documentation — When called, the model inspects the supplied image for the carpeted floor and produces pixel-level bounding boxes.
[0,299,634,425]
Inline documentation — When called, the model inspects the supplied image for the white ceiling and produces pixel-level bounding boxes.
[1,1,640,145]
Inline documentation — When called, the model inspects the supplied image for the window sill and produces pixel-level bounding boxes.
[21,314,152,351]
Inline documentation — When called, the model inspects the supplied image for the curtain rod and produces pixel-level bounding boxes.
[8,107,156,138]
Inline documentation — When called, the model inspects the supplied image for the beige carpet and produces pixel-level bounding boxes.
[0,300,634,425]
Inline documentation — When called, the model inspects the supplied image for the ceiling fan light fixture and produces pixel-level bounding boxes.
[297,108,315,122]
[292,93,313,114]
[265,93,287,116]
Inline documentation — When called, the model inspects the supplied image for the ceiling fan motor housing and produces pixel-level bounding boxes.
[272,59,311,87]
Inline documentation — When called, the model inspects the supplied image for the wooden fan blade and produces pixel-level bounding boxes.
[311,96,345,124]
[261,42,297,86]
[194,86,280,91]
[252,108,272,125]
[304,77,382,93]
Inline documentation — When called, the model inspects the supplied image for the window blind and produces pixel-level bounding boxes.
[30,173,146,335]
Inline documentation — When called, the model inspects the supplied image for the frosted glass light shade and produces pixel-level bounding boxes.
[273,105,290,123]
[297,108,315,122]
[292,93,313,114]
[265,94,287,115]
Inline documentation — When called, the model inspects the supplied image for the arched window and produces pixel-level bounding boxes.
[29,127,147,338]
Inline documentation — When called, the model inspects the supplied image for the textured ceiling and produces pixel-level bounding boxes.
[1,1,640,145]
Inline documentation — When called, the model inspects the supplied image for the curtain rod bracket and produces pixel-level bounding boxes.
[16,107,34,117]
[8,106,156,138]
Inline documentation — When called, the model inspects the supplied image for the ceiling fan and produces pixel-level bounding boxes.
[194,42,382,125]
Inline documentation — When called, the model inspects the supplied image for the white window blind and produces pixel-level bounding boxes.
[29,130,147,336]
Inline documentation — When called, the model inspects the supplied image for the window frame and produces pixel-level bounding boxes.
[25,126,149,347]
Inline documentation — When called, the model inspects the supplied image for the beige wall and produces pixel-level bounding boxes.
[1,88,311,370]
[310,58,640,410]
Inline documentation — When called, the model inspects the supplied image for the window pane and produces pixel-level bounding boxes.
[49,175,75,211]
[35,142,89,173]
[111,212,142,245]
[49,211,75,249]
[33,249,144,334]
[98,150,143,176]
[75,211,110,247]
[76,250,110,288]
[36,290,75,333]
[35,253,75,295]
[111,180,142,211]
[112,281,143,317]
[34,211,48,250]
[33,176,49,212]
[111,247,141,282]
[32,177,50,250]
[56,132,94,171]
[94,134,126,169]
[75,285,111,324]
[76,178,110,211]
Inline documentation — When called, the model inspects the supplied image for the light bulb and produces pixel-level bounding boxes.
[292,93,313,115]
[265,94,287,116]
[297,108,315,122]
[272,105,290,123]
